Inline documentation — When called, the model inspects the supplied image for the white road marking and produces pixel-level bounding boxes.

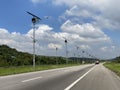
[64,66,95,90]
[22,76,42,82]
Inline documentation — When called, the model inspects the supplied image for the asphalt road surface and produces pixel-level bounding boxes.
[0,64,120,90]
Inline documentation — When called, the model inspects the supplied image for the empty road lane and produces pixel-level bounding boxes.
[0,64,120,90]
[69,64,120,90]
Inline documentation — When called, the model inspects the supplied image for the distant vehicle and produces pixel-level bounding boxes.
[95,61,99,64]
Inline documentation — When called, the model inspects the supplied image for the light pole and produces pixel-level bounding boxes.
[65,39,68,64]
[55,47,58,64]
[76,46,79,63]
[73,53,76,63]
[82,50,85,64]
[54,46,58,64]
[27,11,41,67]
[32,18,36,68]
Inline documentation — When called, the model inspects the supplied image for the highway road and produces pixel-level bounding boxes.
[0,64,120,90]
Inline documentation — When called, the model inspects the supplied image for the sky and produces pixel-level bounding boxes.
[0,0,120,59]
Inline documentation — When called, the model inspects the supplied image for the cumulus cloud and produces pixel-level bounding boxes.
[0,23,118,59]
[53,0,120,30]
[61,20,111,43]
[0,28,32,52]
[27,24,53,37]
[31,0,120,30]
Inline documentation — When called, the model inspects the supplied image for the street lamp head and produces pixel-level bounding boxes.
[32,17,37,24]
[77,46,79,50]
[56,47,58,51]
[27,11,41,24]
[32,17,40,24]
[82,51,85,53]
[65,39,67,43]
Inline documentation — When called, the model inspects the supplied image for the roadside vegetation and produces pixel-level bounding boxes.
[0,45,67,66]
[0,64,81,76]
[0,45,82,76]
[0,44,94,76]
[104,56,120,76]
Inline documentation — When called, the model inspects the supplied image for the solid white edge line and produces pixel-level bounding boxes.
[22,76,42,82]
[64,66,95,90]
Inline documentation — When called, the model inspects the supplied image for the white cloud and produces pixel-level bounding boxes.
[53,0,120,30]
[31,0,40,4]
[65,5,93,18]
[30,0,47,4]
[79,45,91,50]
[30,0,120,30]
[61,20,111,43]
[0,23,118,59]
[52,0,76,6]
[48,43,62,49]
[101,47,107,52]
[27,24,53,37]
[0,28,9,34]
[100,45,117,53]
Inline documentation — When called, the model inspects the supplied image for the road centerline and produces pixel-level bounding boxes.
[22,76,42,82]
[64,66,95,90]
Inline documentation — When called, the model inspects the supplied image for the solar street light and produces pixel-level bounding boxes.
[27,11,41,67]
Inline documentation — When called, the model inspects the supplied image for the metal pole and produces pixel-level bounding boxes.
[56,47,58,64]
[82,51,85,64]
[32,18,37,68]
[27,12,41,68]
[77,47,79,63]
[33,23,36,68]
[65,40,68,64]
[73,53,75,63]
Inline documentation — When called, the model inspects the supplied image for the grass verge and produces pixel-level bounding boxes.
[104,62,120,76]
[0,64,81,76]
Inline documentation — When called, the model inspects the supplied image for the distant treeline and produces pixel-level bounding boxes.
[0,45,99,67]
[112,56,120,63]
[0,45,69,67]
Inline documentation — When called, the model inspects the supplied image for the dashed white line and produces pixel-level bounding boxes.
[22,76,42,82]
[64,66,95,90]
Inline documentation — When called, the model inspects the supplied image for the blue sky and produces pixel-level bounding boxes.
[0,0,120,59]
[0,0,66,33]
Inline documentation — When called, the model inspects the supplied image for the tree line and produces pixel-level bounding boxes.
[0,45,68,67]
[0,45,98,67]
[112,56,120,63]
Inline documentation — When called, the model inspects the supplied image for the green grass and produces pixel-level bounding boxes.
[104,62,120,76]
[0,64,81,76]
